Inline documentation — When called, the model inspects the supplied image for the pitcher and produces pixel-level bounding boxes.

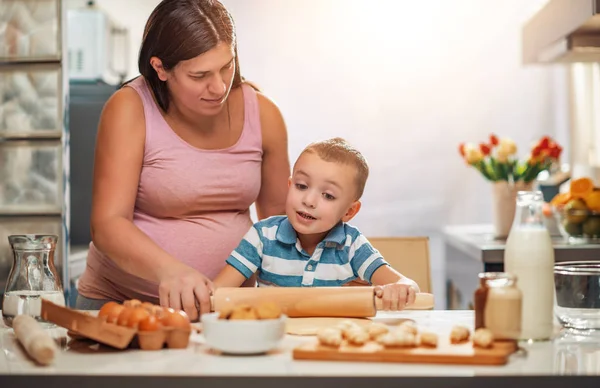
[2,235,65,327]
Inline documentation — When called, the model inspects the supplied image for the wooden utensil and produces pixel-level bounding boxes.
[40,299,136,349]
[211,287,434,318]
[293,337,518,366]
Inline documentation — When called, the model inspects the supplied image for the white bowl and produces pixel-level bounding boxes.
[201,312,287,355]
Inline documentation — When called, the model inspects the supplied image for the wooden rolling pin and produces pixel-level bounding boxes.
[211,287,434,318]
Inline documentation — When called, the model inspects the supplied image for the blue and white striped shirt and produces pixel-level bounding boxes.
[225,215,388,287]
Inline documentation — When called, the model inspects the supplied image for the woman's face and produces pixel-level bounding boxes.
[159,42,236,116]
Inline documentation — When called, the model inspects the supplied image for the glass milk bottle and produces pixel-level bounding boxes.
[2,235,65,327]
[504,191,554,341]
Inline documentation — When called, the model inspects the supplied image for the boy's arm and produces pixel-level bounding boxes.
[213,264,248,288]
[370,265,421,293]
[214,226,264,288]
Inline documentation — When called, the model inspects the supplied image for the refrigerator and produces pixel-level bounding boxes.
[0,0,70,303]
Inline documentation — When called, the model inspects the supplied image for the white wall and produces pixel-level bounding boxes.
[66,0,566,306]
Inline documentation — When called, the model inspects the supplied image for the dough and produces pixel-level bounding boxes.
[255,302,282,320]
[472,328,494,349]
[368,322,390,340]
[285,317,371,336]
[419,331,438,347]
[317,327,343,347]
[345,326,369,346]
[450,325,470,344]
[377,331,417,348]
[396,321,418,336]
[229,304,258,320]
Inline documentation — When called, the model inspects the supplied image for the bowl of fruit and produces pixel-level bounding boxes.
[550,177,600,243]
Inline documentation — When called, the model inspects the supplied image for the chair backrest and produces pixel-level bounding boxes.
[367,237,432,294]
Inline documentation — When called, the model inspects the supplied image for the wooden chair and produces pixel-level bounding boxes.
[346,237,432,294]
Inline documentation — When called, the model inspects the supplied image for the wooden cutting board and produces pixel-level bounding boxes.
[293,337,518,366]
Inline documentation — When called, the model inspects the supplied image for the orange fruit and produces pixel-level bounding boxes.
[550,192,572,207]
[584,190,600,212]
[570,177,594,199]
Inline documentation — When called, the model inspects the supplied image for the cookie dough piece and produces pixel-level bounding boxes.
[345,326,370,346]
[449,325,470,344]
[377,331,418,348]
[337,319,362,339]
[419,331,438,348]
[472,328,494,349]
[317,327,343,347]
[396,321,418,336]
[229,304,258,320]
[218,308,233,320]
[368,322,390,340]
[255,301,282,320]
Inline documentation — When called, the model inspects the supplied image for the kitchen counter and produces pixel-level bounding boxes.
[0,310,598,387]
[443,224,600,309]
[443,224,600,266]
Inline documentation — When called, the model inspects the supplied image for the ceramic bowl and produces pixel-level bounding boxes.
[200,312,287,355]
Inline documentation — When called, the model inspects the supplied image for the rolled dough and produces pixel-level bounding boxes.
[284,318,365,336]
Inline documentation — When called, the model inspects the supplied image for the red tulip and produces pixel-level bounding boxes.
[479,143,491,156]
[489,134,499,146]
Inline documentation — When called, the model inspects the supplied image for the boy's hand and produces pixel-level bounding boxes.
[374,283,417,311]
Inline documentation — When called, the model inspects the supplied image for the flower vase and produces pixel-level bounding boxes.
[492,180,534,238]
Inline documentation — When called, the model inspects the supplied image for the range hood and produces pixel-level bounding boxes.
[523,0,600,64]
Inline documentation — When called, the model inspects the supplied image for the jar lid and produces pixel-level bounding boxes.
[8,235,58,250]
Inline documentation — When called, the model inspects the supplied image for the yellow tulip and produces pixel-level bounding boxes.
[464,143,483,164]
[498,138,517,155]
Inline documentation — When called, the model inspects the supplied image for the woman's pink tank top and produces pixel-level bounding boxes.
[77,77,262,302]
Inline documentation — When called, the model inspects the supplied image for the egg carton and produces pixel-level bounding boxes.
[40,299,191,350]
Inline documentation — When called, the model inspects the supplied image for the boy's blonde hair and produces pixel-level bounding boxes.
[297,137,369,200]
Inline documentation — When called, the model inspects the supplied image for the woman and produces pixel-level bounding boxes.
[75,0,290,321]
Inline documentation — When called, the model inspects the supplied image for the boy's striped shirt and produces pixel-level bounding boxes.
[225,215,388,287]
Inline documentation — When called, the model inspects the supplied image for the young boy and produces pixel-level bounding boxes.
[214,137,420,310]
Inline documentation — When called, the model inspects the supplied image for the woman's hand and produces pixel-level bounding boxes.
[374,283,417,311]
[158,265,214,321]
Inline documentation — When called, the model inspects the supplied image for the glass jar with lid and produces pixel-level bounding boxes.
[474,272,522,340]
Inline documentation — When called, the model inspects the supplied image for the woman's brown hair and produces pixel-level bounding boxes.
[136,0,243,112]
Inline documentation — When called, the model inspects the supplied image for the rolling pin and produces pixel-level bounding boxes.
[211,287,434,318]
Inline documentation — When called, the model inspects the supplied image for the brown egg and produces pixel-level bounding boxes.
[161,309,191,330]
[127,307,151,329]
[141,302,155,313]
[98,302,119,321]
[124,299,142,308]
[152,305,168,319]
[117,306,134,327]
[107,304,126,324]
[139,315,162,332]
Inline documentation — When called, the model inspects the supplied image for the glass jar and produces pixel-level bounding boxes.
[2,235,65,327]
[474,272,522,340]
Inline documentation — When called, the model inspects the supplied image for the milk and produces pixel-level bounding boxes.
[504,226,555,341]
[2,290,65,327]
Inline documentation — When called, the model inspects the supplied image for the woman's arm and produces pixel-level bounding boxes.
[255,92,290,219]
[90,87,212,320]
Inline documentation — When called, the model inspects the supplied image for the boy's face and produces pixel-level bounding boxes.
[286,152,361,236]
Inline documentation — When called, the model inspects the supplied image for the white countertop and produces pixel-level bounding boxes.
[1,310,599,377]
